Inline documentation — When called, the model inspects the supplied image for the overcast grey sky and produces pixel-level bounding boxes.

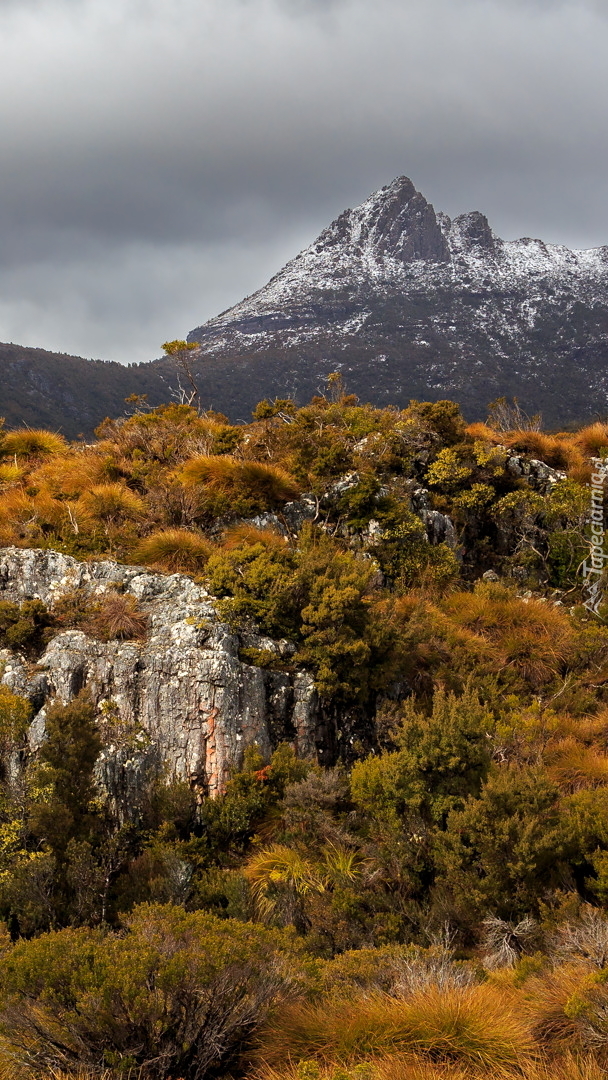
[0,0,607,362]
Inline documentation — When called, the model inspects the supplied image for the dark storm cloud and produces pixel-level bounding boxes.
[0,0,607,361]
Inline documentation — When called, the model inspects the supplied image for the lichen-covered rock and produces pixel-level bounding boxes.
[505,455,566,492]
[0,547,319,796]
[419,508,458,549]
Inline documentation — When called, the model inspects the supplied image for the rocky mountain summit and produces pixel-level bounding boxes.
[187,176,608,426]
[3,176,608,434]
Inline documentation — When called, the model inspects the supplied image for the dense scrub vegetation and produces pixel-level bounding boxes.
[2,388,608,1078]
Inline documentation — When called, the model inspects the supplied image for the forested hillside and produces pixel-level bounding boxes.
[0,341,169,437]
[1,387,608,1079]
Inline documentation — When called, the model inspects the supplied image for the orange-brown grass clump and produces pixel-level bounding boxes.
[464,422,505,445]
[521,964,608,1053]
[29,450,110,499]
[502,430,573,470]
[78,483,144,527]
[256,1054,607,1080]
[178,455,300,503]
[441,583,574,688]
[134,528,214,572]
[377,1057,607,1080]
[222,524,289,551]
[87,591,148,641]
[544,738,608,792]
[0,428,67,458]
[0,489,69,544]
[573,423,608,458]
[257,984,535,1074]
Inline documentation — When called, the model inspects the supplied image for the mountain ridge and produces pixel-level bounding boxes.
[2,175,608,434]
[185,175,608,426]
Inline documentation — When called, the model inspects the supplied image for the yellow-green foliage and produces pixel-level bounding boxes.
[0,464,24,489]
[426,448,473,490]
[350,687,492,827]
[0,688,31,759]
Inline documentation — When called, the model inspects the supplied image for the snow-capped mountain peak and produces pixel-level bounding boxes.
[187,177,608,427]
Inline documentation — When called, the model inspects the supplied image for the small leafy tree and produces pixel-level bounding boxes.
[163,339,202,410]
[350,687,493,829]
[435,767,565,921]
[31,693,102,857]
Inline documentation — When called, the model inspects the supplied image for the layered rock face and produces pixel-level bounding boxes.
[0,548,319,801]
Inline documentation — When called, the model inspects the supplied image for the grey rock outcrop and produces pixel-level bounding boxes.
[0,547,319,797]
[505,455,566,493]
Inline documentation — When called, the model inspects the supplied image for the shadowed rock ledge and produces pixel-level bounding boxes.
[0,548,319,803]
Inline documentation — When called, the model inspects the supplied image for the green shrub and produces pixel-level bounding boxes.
[350,687,492,828]
[0,599,53,654]
[0,688,32,762]
[207,527,376,702]
[436,767,565,922]
[31,693,102,854]
[0,903,298,1078]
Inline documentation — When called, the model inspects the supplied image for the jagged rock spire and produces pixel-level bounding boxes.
[314,176,450,264]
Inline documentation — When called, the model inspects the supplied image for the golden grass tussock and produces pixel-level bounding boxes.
[256,1061,473,1080]
[567,461,593,486]
[254,1056,608,1080]
[544,738,608,792]
[29,450,109,498]
[0,463,25,488]
[441,584,574,686]
[134,528,215,571]
[78,483,144,524]
[222,523,289,551]
[178,455,300,503]
[258,985,535,1073]
[0,428,68,458]
[374,1057,607,1080]
[573,709,608,749]
[0,490,68,542]
[464,422,505,445]
[499,429,590,478]
[572,422,608,457]
[521,964,604,1051]
[501,430,572,470]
